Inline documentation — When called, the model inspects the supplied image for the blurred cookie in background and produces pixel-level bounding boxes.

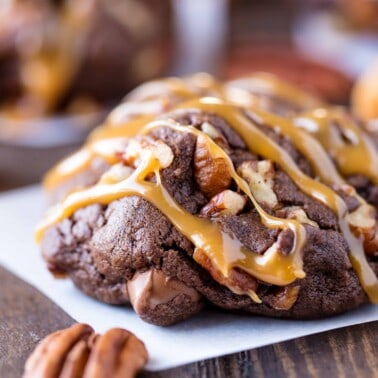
[0,0,172,119]
[0,0,171,189]
[292,0,378,79]
[337,0,378,30]
[222,44,353,104]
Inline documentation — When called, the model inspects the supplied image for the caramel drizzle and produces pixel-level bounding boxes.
[175,98,378,303]
[43,74,222,191]
[37,97,378,303]
[37,120,307,300]
[144,120,306,277]
[36,150,306,296]
[229,74,378,186]
[244,105,373,213]
[44,115,153,191]
[294,107,378,185]
[244,108,345,187]
[39,78,378,302]
[44,73,378,193]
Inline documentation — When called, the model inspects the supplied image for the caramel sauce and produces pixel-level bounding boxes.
[175,98,378,303]
[244,108,345,187]
[294,107,378,185]
[144,120,307,284]
[38,74,378,304]
[230,74,378,184]
[38,118,310,300]
[43,74,216,191]
[244,105,373,212]
[44,115,153,191]
[178,98,344,212]
[43,74,224,191]
[36,128,306,300]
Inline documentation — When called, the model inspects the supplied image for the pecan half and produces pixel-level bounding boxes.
[23,324,148,378]
[23,323,94,378]
[83,328,148,378]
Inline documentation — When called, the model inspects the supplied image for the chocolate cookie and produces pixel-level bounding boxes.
[37,76,378,325]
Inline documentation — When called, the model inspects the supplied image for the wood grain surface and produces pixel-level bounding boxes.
[141,322,378,378]
[0,266,75,378]
[1,266,377,378]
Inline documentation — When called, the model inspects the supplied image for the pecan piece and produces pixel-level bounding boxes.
[200,190,246,218]
[276,206,318,228]
[193,248,259,301]
[121,136,174,169]
[23,323,94,378]
[84,328,148,378]
[200,122,229,150]
[23,324,148,378]
[347,204,378,256]
[264,286,300,310]
[237,160,278,209]
[194,135,232,198]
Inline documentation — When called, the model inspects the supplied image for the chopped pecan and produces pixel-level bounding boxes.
[200,122,229,150]
[348,204,376,232]
[347,204,378,256]
[193,248,259,301]
[276,229,295,256]
[264,286,300,310]
[98,164,134,185]
[237,160,278,209]
[194,135,232,198]
[121,136,173,169]
[200,190,246,217]
[276,206,318,228]
[23,324,148,378]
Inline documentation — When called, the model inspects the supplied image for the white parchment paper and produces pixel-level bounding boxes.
[0,186,377,371]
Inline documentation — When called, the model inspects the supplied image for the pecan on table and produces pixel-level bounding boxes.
[23,323,148,378]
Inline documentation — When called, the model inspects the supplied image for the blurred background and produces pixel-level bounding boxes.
[0,0,377,189]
